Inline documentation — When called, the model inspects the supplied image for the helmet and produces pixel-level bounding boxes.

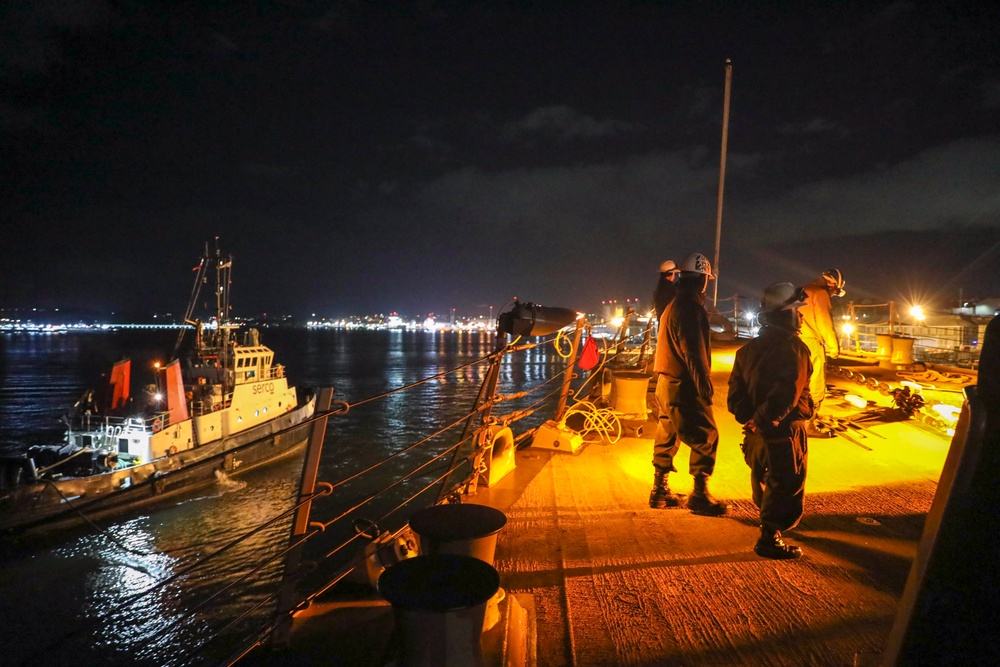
[761,282,807,312]
[677,253,714,278]
[659,260,677,273]
[822,269,845,297]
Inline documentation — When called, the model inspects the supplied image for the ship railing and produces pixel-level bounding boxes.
[841,322,983,369]
[20,451,342,667]
[189,392,234,416]
[24,320,650,666]
[193,322,647,665]
[73,411,172,435]
[262,364,286,380]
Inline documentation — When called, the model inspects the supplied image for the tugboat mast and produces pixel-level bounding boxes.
[171,238,237,397]
[213,241,235,398]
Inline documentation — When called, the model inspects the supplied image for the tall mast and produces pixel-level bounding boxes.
[211,237,235,396]
[712,58,733,308]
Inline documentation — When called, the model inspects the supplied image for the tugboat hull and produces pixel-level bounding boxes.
[0,396,316,535]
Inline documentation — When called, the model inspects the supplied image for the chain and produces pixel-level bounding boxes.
[826,363,957,436]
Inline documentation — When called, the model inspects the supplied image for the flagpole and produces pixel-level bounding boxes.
[712,58,732,308]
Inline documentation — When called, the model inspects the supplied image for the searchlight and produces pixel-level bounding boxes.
[497,301,579,338]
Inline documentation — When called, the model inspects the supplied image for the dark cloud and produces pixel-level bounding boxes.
[776,118,850,138]
[0,0,115,80]
[735,136,1000,241]
[0,2,998,319]
[501,106,642,142]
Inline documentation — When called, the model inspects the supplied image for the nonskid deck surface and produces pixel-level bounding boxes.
[277,351,955,666]
[480,352,951,667]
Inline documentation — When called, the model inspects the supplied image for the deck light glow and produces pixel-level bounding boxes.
[909,305,925,322]
[844,394,867,408]
[931,403,961,422]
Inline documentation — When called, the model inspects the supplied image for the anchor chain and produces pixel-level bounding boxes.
[825,363,956,436]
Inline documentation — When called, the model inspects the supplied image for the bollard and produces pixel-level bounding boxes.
[409,503,507,565]
[409,503,509,632]
[890,335,916,365]
[876,333,894,361]
[609,371,652,417]
[378,554,500,667]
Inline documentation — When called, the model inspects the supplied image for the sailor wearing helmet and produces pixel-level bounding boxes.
[649,252,728,517]
[652,259,679,320]
[799,269,845,426]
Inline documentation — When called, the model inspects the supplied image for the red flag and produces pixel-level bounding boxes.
[578,336,600,371]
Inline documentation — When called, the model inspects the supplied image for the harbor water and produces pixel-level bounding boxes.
[0,327,565,665]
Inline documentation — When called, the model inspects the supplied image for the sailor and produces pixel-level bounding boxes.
[75,389,98,416]
[649,253,728,516]
[727,282,815,559]
[652,260,679,320]
[799,269,845,429]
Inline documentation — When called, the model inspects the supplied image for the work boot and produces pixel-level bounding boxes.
[648,468,684,509]
[754,529,802,560]
[686,474,728,516]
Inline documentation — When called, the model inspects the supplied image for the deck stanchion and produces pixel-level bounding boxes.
[270,387,334,648]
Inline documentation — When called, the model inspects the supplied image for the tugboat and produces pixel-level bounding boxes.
[0,241,317,535]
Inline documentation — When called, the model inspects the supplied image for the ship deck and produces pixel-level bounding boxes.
[269,346,963,666]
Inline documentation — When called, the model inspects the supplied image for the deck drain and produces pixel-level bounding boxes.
[856,516,881,526]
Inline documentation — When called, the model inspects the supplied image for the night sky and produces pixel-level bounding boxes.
[2,2,999,319]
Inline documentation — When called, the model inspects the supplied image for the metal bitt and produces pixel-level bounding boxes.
[381,504,508,666]
[379,554,501,667]
[409,503,508,566]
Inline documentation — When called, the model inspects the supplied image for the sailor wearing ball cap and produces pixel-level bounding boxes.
[727,282,815,559]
